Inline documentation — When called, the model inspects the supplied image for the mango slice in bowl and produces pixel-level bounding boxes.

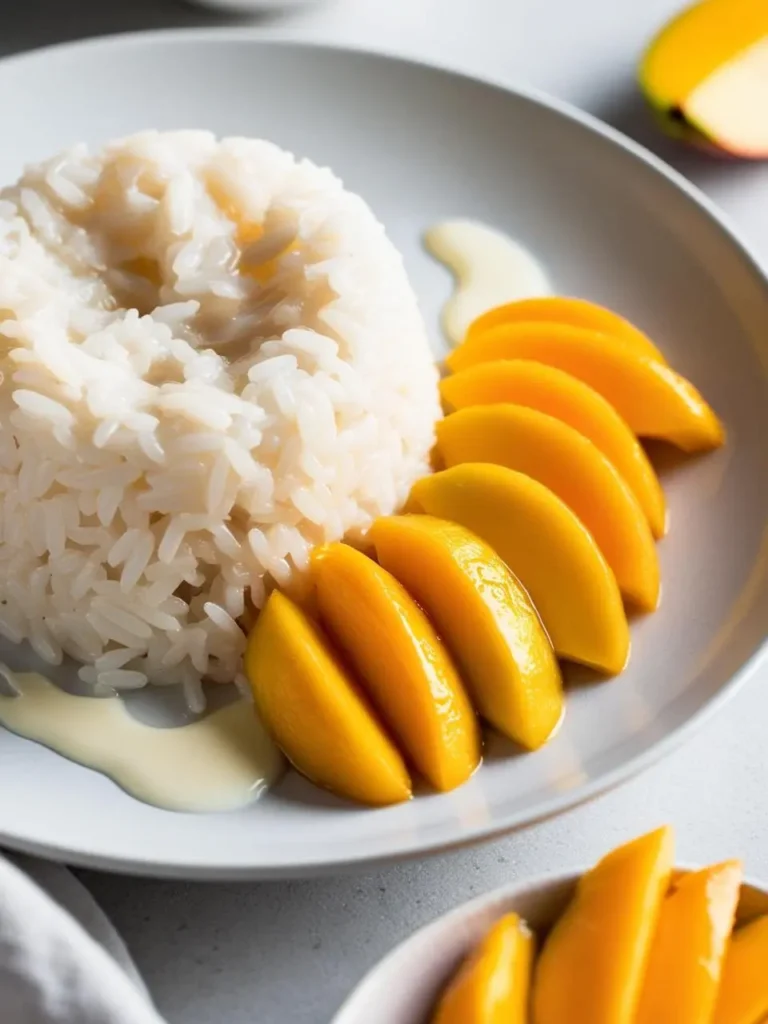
[636,860,742,1024]
[714,914,768,1024]
[534,826,674,1024]
[432,913,533,1024]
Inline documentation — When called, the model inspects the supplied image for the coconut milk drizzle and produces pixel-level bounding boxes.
[0,671,283,813]
[424,219,551,346]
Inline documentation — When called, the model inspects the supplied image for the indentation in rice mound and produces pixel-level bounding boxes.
[0,131,440,703]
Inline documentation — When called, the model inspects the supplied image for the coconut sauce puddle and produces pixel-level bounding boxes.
[424,219,551,346]
[0,219,546,814]
[0,669,284,812]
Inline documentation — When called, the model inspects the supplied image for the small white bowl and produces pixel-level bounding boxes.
[333,868,768,1024]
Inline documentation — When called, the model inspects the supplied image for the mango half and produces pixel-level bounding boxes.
[640,0,768,158]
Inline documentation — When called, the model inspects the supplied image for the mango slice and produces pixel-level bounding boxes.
[369,515,563,749]
[441,360,667,538]
[446,323,724,452]
[465,296,666,362]
[636,860,743,1024]
[432,913,534,1024]
[533,825,674,1024]
[312,543,481,792]
[640,0,768,158]
[437,406,660,611]
[245,590,411,806]
[713,915,768,1024]
[410,465,629,674]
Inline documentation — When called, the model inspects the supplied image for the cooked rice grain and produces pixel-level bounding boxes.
[0,131,440,693]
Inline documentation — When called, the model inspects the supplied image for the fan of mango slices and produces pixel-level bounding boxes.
[245,298,723,806]
[432,827,768,1024]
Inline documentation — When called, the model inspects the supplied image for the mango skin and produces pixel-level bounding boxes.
[432,913,534,1024]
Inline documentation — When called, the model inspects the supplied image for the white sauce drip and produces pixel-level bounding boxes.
[424,219,551,346]
[0,673,284,813]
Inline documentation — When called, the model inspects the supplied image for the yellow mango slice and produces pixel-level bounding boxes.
[636,860,743,1024]
[369,515,563,749]
[713,915,768,1024]
[437,406,660,611]
[410,465,629,674]
[446,323,724,452]
[245,590,411,806]
[533,825,675,1024]
[640,0,768,158]
[312,543,481,792]
[640,0,768,112]
[441,360,667,538]
[432,913,534,1024]
[465,296,666,362]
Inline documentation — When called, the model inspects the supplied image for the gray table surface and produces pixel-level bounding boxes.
[3,1,768,1021]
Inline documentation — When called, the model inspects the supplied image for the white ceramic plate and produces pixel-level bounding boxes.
[333,868,768,1023]
[0,32,766,879]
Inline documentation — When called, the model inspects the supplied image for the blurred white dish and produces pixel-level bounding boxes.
[0,32,765,879]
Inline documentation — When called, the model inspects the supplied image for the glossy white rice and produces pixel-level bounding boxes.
[0,131,440,705]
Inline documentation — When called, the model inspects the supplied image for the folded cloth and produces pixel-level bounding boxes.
[0,853,165,1023]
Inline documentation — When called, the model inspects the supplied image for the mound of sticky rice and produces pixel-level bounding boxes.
[0,131,440,707]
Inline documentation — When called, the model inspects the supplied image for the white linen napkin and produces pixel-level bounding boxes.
[0,853,165,1023]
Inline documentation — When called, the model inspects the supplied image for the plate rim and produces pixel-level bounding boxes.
[0,28,766,879]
